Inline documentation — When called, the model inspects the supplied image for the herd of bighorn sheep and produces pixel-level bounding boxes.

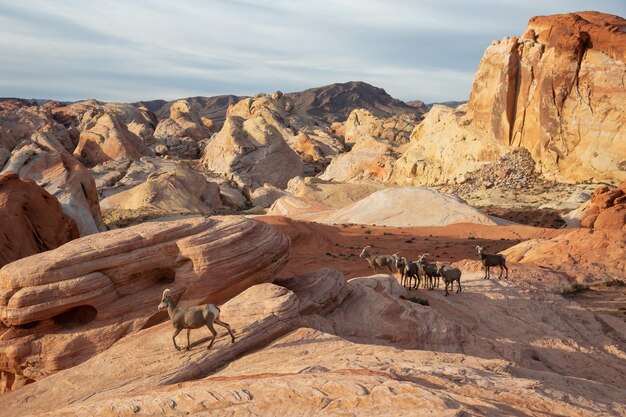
[360,245,509,296]
[157,244,508,351]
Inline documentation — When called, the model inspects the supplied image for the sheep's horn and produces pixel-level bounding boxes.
[162,289,171,297]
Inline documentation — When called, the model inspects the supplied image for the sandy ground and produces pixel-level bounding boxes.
[258,215,565,279]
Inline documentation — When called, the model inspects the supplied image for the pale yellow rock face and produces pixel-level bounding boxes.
[209,93,344,177]
[200,114,303,189]
[154,99,213,141]
[0,107,105,235]
[343,108,416,146]
[392,105,509,185]
[100,166,222,214]
[0,217,290,391]
[467,12,626,184]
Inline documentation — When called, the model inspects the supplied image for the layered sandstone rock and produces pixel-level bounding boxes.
[319,108,418,184]
[286,176,383,208]
[100,166,222,215]
[201,93,344,182]
[564,181,626,229]
[503,228,626,286]
[269,187,505,227]
[0,173,78,268]
[343,108,417,146]
[3,268,625,416]
[391,105,509,185]
[154,99,214,141]
[0,216,290,392]
[467,12,626,184]
[74,109,154,166]
[320,187,505,227]
[0,118,104,236]
[319,137,400,184]
[200,114,303,190]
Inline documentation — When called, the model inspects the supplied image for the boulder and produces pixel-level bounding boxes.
[0,173,79,268]
[250,183,288,208]
[564,181,626,229]
[203,93,344,177]
[0,216,290,391]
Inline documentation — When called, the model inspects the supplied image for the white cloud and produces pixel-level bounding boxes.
[0,0,624,102]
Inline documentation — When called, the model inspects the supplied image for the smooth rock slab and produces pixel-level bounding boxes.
[0,216,290,391]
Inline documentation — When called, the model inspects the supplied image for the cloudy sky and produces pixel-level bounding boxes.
[1,1,624,103]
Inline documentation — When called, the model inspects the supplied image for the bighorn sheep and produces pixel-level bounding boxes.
[476,246,508,280]
[360,246,394,274]
[417,253,441,290]
[158,289,236,351]
[437,263,462,296]
[403,260,422,289]
[392,254,407,284]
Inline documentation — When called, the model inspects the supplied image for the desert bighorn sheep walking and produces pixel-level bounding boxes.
[158,289,236,351]
[476,246,508,279]
[360,246,394,274]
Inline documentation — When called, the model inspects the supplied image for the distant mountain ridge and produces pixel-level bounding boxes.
[284,81,425,123]
[2,81,427,126]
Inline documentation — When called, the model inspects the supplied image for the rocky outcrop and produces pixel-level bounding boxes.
[3,266,626,416]
[250,183,288,208]
[0,173,79,268]
[137,95,244,130]
[100,166,222,215]
[319,137,399,184]
[200,112,303,190]
[287,176,382,209]
[564,181,626,229]
[0,216,290,392]
[154,99,214,141]
[216,92,345,176]
[320,187,505,227]
[0,108,105,236]
[318,108,418,184]
[74,109,154,166]
[503,228,626,286]
[269,187,505,227]
[343,108,417,146]
[391,105,509,185]
[467,12,626,184]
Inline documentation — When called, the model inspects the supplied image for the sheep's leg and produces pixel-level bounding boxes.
[172,328,182,351]
[186,329,191,350]
[445,282,449,296]
[502,263,509,280]
[457,279,462,293]
[215,318,236,343]
[387,264,393,273]
[206,323,218,350]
